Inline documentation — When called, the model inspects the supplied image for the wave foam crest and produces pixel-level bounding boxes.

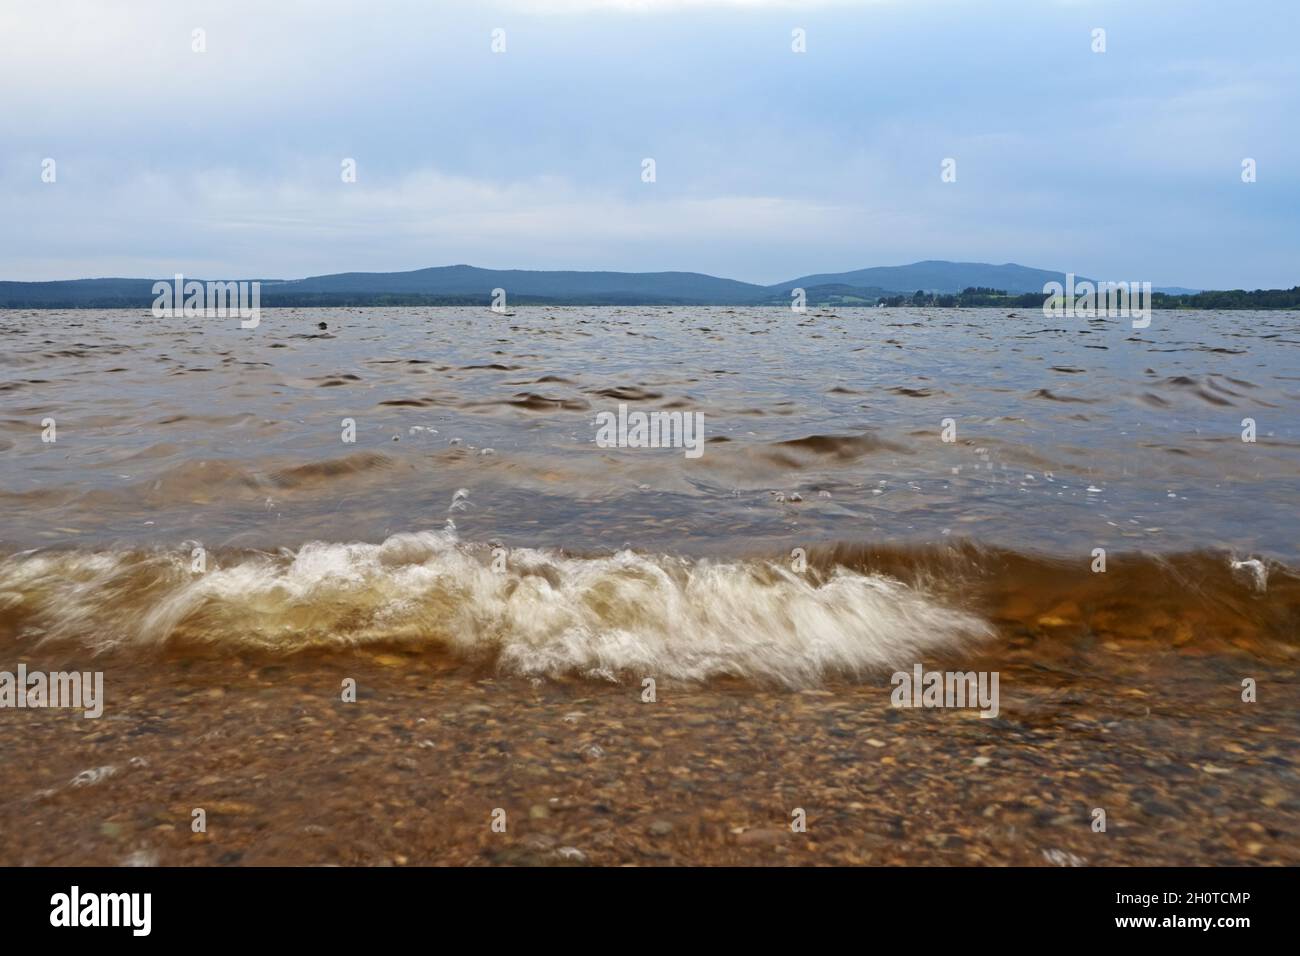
[0,530,991,686]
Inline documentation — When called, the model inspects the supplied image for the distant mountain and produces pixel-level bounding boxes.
[771,260,1081,295]
[0,277,161,308]
[0,261,1202,308]
[275,264,768,304]
[0,266,768,308]
[769,261,1199,296]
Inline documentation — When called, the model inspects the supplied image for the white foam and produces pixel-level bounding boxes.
[0,530,992,687]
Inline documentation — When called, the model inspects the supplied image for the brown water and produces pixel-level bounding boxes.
[3,306,1299,557]
[1,306,1297,674]
[1,306,1297,866]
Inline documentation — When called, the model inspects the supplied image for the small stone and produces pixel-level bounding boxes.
[735,827,786,846]
[208,801,257,815]
[1142,801,1177,817]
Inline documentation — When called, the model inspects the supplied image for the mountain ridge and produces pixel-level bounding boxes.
[0,260,1203,308]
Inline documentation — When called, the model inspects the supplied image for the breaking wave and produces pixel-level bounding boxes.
[0,527,991,687]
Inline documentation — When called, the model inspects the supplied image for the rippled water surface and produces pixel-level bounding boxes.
[3,306,1297,553]
[1,306,1298,670]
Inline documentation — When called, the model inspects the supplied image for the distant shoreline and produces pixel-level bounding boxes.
[3,296,1298,310]
[3,267,1297,310]
[11,260,1297,309]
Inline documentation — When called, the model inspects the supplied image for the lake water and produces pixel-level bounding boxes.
[1,306,1297,681]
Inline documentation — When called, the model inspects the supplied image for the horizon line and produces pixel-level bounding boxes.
[0,259,1218,290]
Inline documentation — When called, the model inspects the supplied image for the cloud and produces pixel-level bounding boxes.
[0,0,1296,287]
[499,0,874,11]
[0,162,859,281]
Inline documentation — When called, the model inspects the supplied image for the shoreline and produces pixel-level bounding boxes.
[2,632,1294,867]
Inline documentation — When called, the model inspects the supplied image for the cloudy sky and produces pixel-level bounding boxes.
[1,0,1296,287]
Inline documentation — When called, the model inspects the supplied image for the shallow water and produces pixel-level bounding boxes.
[3,305,1297,867]
[1,306,1298,675]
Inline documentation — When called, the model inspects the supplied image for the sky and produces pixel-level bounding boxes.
[1,0,1297,288]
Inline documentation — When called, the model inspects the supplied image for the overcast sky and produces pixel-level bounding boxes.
[1,0,1296,287]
